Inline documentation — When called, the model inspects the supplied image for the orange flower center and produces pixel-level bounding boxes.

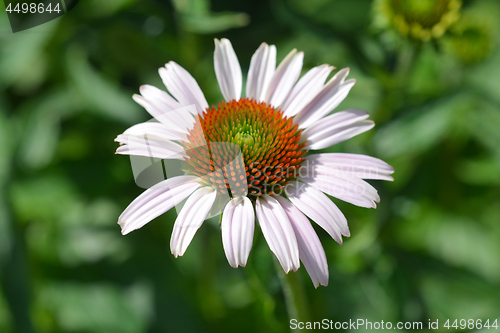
[182,98,307,201]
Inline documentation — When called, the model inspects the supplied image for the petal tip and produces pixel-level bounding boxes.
[171,249,183,258]
[118,221,129,235]
[344,78,356,86]
[165,61,176,69]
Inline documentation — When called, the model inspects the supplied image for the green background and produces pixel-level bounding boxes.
[1,0,500,332]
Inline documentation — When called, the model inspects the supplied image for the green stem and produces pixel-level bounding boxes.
[245,257,282,331]
[275,260,310,331]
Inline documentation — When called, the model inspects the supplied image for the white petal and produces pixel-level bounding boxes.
[139,84,182,111]
[118,175,201,235]
[159,61,209,114]
[121,121,187,142]
[285,181,348,243]
[246,43,276,102]
[299,167,380,208]
[132,94,195,134]
[282,65,333,118]
[139,84,196,122]
[255,195,300,273]
[214,38,242,102]
[302,109,374,150]
[221,197,255,268]
[302,109,369,139]
[294,68,355,129]
[265,49,304,107]
[115,134,186,160]
[273,195,328,288]
[170,187,217,257]
[306,153,394,181]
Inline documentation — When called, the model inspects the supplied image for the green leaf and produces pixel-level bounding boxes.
[374,94,469,158]
[468,44,500,105]
[420,274,500,321]
[37,283,153,333]
[16,89,81,169]
[456,156,500,185]
[83,0,138,17]
[173,0,249,33]
[0,110,14,261]
[10,174,80,222]
[66,46,142,123]
[396,204,500,282]
[0,20,57,90]
[0,287,13,332]
[286,0,371,32]
[182,12,250,34]
[172,0,210,15]
[463,100,500,157]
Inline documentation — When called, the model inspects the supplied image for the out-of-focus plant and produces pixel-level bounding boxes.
[373,0,462,41]
[1,0,500,332]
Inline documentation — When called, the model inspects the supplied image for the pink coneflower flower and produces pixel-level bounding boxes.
[115,39,394,287]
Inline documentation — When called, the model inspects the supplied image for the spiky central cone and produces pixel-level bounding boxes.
[182,98,307,201]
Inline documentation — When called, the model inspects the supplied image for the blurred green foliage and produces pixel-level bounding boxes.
[1,0,500,332]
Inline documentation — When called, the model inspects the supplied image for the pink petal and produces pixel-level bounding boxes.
[285,181,349,243]
[265,49,304,107]
[221,197,255,268]
[115,134,186,160]
[293,68,355,129]
[159,61,209,114]
[255,195,300,273]
[132,94,195,134]
[302,109,374,150]
[119,175,201,235]
[214,38,242,101]
[273,195,328,287]
[246,43,276,102]
[170,187,217,257]
[281,64,333,118]
[305,153,394,181]
[299,168,380,208]
[121,121,187,142]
